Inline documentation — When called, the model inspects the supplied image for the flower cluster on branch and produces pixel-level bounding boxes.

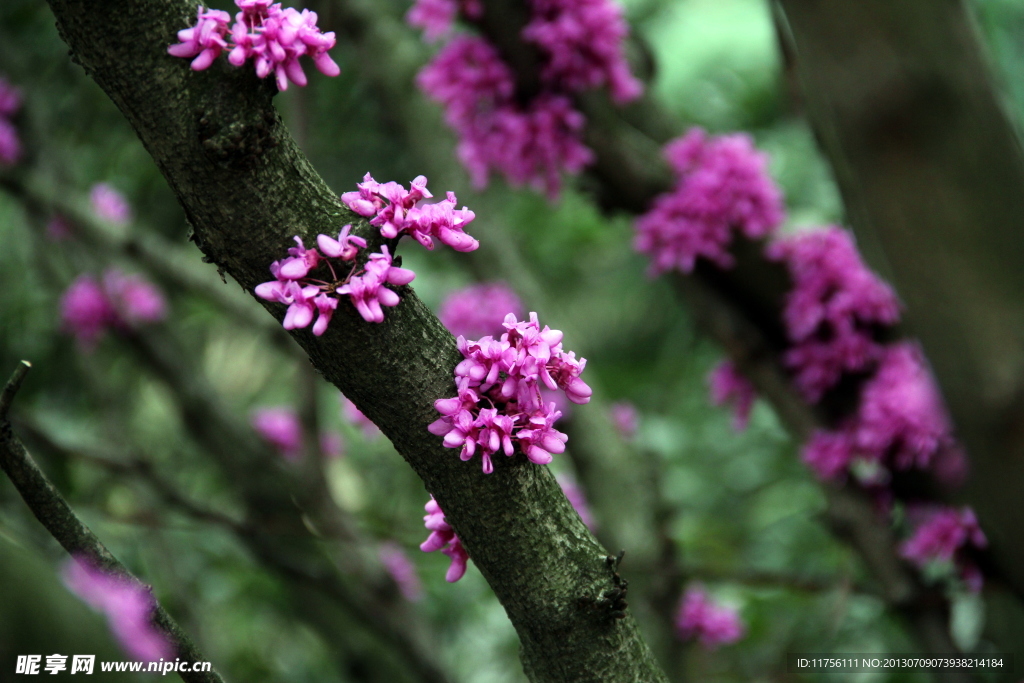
[169,0,339,90]
[409,0,641,198]
[634,127,988,593]
[257,175,477,332]
[429,312,591,474]
[61,270,167,349]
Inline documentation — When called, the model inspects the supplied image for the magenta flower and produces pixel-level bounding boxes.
[379,542,424,601]
[89,183,133,225]
[317,224,366,260]
[420,497,471,582]
[60,270,166,348]
[63,558,174,662]
[901,506,987,591]
[417,37,593,199]
[167,7,231,70]
[707,361,756,432]
[103,270,167,325]
[251,406,303,460]
[170,1,340,89]
[0,117,21,166]
[430,313,586,472]
[523,0,643,103]
[635,128,785,276]
[674,585,745,650]
[406,0,482,42]
[337,246,416,323]
[61,276,118,349]
[767,226,901,402]
[0,76,22,166]
[439,282,524,340]
[801,429,857,481]
[251,405,344,461]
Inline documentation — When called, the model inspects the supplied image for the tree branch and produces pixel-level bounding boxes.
[0,362,226,683]
[41,0,669,679]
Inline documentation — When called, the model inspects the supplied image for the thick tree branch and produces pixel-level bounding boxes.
[42,0,669,679]
[0,362,226,683]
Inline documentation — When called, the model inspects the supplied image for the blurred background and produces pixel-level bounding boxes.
[1,0,1022,680]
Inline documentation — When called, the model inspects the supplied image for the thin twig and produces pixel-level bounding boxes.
[0,362,227,683]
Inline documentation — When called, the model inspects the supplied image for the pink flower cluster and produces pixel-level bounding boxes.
[608,401,638,440]
[707,361,756,432]
[522,0,643,103]
[63,558,173,662]
[438,282,523,338]
[90,183,133,225]
[767,226,901,402]
[420,496,470,582]
[429,313,591,473]
[634,128,785,275]
[379,541,424,601]
[251,406,344,461]
[674,586,745,650]
[341,173,479,252]
[60,270,167,348]
[410,0,641,198]
[259,175,476,332]
[168,0,340,91]
[0,75,22,166]
[901,506,987,592]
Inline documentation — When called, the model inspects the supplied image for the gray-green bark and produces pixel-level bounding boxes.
[42,0,668,680]
[773,0,1024,611]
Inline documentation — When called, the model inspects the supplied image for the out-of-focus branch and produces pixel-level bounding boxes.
[772,0,1024,607]
[0,361,226,683]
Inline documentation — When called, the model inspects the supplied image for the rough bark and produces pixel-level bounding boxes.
[773,0,1024,607]
[42,0,668,680]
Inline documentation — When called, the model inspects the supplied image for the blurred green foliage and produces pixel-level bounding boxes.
[0,0,1019,681]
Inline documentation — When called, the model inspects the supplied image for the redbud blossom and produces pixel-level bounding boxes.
[61,271,167,349]
[634,128,785,275]
[420,497,470,582]
[89,183,133,225]
[901,506,987,591]
[707,361,756,432]
[379,542,424,601]
[0,75,22,166]
[674,586,745,650]
[429,313,588,472]
[169,0,339,90]
[63,558,173,662]
[438,282,524,339]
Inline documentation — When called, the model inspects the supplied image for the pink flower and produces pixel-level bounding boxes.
[0,76,22,117]
[337,246,416,323]
[89,183,133,225]
[901,506,987,591]
[801,429,857,481]
[167,7,232,70]
[0,117,21,166]
[608,401,638,440]
[420,497,470,582]
[439,282,524,340]
[63,558,174,662]
[103,270,167,325]
[522,0,643,103]
[767,226,901,401]
[674,585,745,650]
[557,473,596,529]
[60,270,166,348]
[635,128,785,275]
[707,361,756,432]
[171,1,339,89]
[251,406,303,460]
[406,0,482,42]
[379,542,424,601]
[431,313,584,472]
[251,406,344,461]
[61,276,118,349]
[316,224,366,261]
[417,37,593,199]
